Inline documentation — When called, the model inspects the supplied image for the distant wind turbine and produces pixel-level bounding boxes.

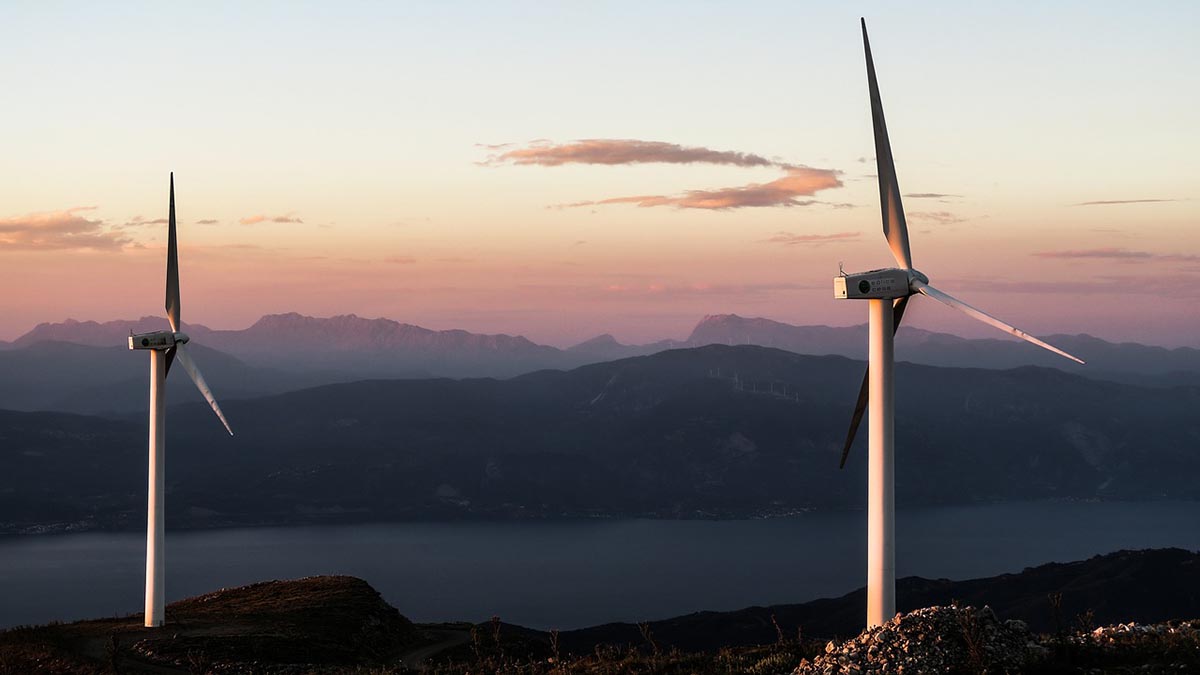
[835,20,1084,629]
[127,174,233,627]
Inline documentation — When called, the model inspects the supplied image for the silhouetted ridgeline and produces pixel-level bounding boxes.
[1,345,1198,533]
[3,314,1198,414]
[554,548,1200,651]
[1,548,1197,672]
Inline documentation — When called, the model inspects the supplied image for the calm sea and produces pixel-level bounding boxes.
[2,500,1198,630]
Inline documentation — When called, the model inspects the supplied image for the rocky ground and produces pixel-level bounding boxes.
[1,577,1198,673]
[791,606,1200,675]
[793,606,1038,674]
[0,576,421,673]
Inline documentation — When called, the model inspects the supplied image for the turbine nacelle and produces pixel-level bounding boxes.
[833,267,928,300]
[128,331,190,351]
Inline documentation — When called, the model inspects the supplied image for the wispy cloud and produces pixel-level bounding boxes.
[905,193,961,199]
[240,213,304,225]
[483,139,787,169]
[557,167,843,210]
[491,138,844,210]
[908,210,966,224]
[587,280,824,301]
[1033,247,1200,263]
[195,219,219,225]
[0,207,130,251]
[383,255,417,264]
[119,215,169,228]
[1072,198,1177,207]
[953,273,1200,298]
[761,231,861,245]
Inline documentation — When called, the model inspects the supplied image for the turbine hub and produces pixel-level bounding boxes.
[907,268,929,286]
[834,267,910,300]
[128,330,177,351]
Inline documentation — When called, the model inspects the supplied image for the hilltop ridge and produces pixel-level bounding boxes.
[3,344,1199,534]
[2,548,1197,673]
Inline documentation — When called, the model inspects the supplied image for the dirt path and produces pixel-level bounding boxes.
[399,628,472,671]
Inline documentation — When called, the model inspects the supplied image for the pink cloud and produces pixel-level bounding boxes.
[954,273,1200,297]
[484,139,783,169]
[592,280,820,301]
[1034,248,1200,263]
[908,211,966,224]
[762,231,861,245]
[0,207,130,251]
[559,167,843,210]
[240,213,303,225]
[120,215,169,228]
[1073,199,1177,206]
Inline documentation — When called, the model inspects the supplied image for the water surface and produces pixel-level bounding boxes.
[2,500,1197,630]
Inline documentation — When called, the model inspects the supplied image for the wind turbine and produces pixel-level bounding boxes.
[128,173,233,627]
[834,20,1084,629]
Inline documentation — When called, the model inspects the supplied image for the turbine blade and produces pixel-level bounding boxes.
[165,173,181,333]
[839,295,909,468]
[164,345,177,376]
[913,281,1085,365]
[862,18,912,270]
[174,344,234,435]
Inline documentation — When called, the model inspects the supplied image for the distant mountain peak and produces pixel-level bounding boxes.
[13,316,199,348]
[696,313,745,325]
[570,333,623,349]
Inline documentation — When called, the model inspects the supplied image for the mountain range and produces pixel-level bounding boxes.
[555,547,1200,649]
[2,312,1198,417]
[3,345,1197,534]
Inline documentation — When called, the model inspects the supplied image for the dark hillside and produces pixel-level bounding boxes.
[2,345,1199,532]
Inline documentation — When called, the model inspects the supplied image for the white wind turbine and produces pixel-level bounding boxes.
[128,173,233,627]
[834,20,1084,629]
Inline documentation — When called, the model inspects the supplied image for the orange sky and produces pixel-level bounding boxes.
[1,3,1197,347]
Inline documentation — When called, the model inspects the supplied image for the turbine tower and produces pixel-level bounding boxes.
[836,20,1084,629]
[128,174,233,627]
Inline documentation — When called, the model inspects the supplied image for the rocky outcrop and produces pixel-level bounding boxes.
[794,605,1042,675]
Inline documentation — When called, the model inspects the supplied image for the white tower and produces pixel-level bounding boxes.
[128,174,234,627]
[836,21,1084,628]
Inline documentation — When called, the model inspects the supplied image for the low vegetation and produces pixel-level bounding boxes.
[2,573,1198,673]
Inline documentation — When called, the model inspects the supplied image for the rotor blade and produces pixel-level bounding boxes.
[174,344,234,435]
[165,173,181,333]
[164,345,177,377]
[913,282,1085,365]
[862,18,912,270]
[839,295,909,469]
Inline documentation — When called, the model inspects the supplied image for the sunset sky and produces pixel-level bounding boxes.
[2,2,1197,347]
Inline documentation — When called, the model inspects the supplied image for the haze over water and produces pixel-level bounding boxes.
[3,500,1198,630]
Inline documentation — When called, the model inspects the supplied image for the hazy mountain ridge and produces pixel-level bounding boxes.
[11,313,570,379]
[5,313,1199,419]
[217,313,566,376]
[683,314,1200,383]
[3,345,1198,534]
[0,340,370,416]
[12,316,216,347]
[566,333,685,360]
[20,312,1200,381]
